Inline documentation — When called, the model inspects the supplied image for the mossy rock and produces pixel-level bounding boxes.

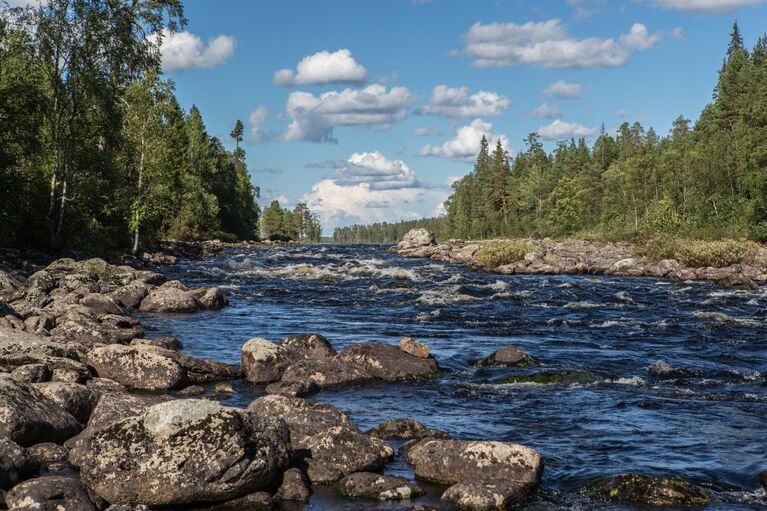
[499,371,600,385]
[581,474,710,507]
[472,345,535,368]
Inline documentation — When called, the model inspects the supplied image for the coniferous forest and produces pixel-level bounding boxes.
[334,23,767,245]
[0,1,270,252]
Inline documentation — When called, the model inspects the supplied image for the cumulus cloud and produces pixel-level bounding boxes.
[417,85,511,118]
[652,0,767,12]
[538,119,598,140]
[412,125,444,137]
[460,19,661,68]
[274,49,367,86]
[149,29,235,72]
[532,103,561,119]
[281,84,414,143]
[543,80,583,99]
[301,151,448,229]
[418,118,509,161]
[248,106,269,143]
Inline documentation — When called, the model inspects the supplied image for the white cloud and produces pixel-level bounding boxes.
[532,103,562,119]
[281,84,414,143]
[274,49,368,86]
[652,0,767,12]
[543,80,583,99]
[460,19,661,68]
[301,151,448,229]
[248,106,269,143]
[412,125,444,137]
[538,119,598,140]
[418,118,509,161]
[417,85,511,118]
[149,29,235,72]
[671,27,685,40]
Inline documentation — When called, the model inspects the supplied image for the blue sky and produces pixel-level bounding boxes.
[157,0,767,232]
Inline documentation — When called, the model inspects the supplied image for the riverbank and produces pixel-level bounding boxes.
[391,229,767,288]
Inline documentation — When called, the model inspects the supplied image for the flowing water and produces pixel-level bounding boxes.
[137,244,767,510]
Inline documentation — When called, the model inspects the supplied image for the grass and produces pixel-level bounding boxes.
[474,242,538,266]
[636,236,760,268]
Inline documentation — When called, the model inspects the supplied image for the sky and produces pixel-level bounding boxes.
[148,0,767,232]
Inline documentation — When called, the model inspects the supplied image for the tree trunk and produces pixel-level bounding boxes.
[132,130,146,255]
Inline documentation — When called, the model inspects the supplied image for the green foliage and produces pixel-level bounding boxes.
[637,237,758,267]
[474,242,537,266]
[333,217,449,243]
[261,201,321,243]
[640,198,683,236]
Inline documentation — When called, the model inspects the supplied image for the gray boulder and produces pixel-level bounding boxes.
[397,229,436,250]
[472,345,533,367]
[279,358,372,389]
[275,468,311,502]
[442,480,530,511]
[0,438,38,490]
[84,345,187,391]
[34,382,96,423]
[338,343,439,380]
[79,399,290,506]
[5,476,105,510]
[368,418,426,440]
[87,392,172,429]
[241,338,288,384]
[138,286,199,313]
[337,472,423,501]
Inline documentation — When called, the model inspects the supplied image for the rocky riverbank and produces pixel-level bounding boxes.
[391,229,767,288]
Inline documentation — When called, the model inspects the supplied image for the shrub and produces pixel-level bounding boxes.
[674,239,759,268]
[634,235,679,262]
[475,242,537,266]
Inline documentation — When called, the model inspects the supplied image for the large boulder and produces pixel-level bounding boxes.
[404,439,542,488]
[0,376,81,446]
[241,338,289,384]
[138,285,199,313]
[5,476,105,510]
[33,382,96,423]
[279,358,372,389]
[192,287,228,310]
[397,229,436,250]
[442,480,530,511]
[247,395,388,484]
[338,343,439,380]
[84,345,187,391]
[337,472,424,501]
[87,392,172,429]
[79,400,290,506]
[472,345,533,367]
[0,438,39,490]
[279,333,337,362]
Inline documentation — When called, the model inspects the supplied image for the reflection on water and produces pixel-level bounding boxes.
[138,244,767,510]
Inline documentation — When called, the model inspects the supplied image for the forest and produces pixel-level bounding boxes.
[0,0,303,252]
[334,23,767,245]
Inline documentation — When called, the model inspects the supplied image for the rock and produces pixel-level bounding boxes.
[265,380,318,397]
[160,349,238,383]
[279,333,337,362]
[34,382,96,423]
[247,395,388,484]
[130,336,182,351]
[213,382,234,394]
[206,491,274,510]
[241,338,288,384]
[192,287,228,310]
[0,438,38,490]
[0,376,81,446]
[275,468,311,502]
[399,337,430,358]
[279,358,372,389]
[473,345,533,367]
[648,360,700,379]
[581,474,710,507]
[404,439,542,489]
[175,385,205,397]
[499,371,600,385]
[338,343,439,381]
[109,283,150,310]
[338,472,423,501]
[85,377,125,395]
[79,399,290,506]
[87,392,172,429]
[5,476,104,510]
[27,442,68,470]
[758,471,767,490]
[398,229,436,250]
[11,363,51,383]
[138,286,199,313]
[80,293,124,315]
[441,480,529,511]
[85,344,187,391]
[368,419,426,440]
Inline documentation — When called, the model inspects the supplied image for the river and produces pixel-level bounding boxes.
[137,244,767,510]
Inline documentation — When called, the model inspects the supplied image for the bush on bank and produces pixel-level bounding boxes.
[636,237,762,268]
[475,242,538,266]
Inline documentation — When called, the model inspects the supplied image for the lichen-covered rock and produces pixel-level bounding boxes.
[192,287,228,310]
[404,439,542,489]
[441,480,529,511]
[399,337,430,358]
[241,338,289,384]
[247,395,388,484]
[79,399,290,506]
[205,491,274,510]
[275,468,311,502]
[581,474,710,507]
[87,392,172,429]
[27,442,69,470]
[33,382,96,423]
[265,380,318,397]
[0,376,81,446]
[473,345,533,367]
[338,343,439,381]
[138,286,199,313]
[279,333,337,362]
[130,336,182,351]
[85,345,187,391]
[368,419,426,440]
[11,363,51,383]
[5,476,105,510]
[0,438,38,490]
[279,358,372,389]
[398,229,436,250]
[338,472,424,501]
[109,283,150,310]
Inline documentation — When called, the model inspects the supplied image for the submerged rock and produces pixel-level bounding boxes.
[338,343,439,380]
[581,473,710,507]
[442,480,530,511]
[499,370,600,385]
[337,472,424,501]
[5,476,105,510]
[473,345,533,367]
[79,399,290,506]
[368,418,426,440]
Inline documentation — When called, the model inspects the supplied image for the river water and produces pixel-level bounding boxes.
[137,244,767,510]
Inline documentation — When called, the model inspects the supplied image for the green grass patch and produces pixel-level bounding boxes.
[636,236,760,268]
[474,242,538,266]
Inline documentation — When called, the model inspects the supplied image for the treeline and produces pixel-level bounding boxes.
[262,201,322,243]
[333,218,448,244]
[0,1,260,253]
[337,24,767,244]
